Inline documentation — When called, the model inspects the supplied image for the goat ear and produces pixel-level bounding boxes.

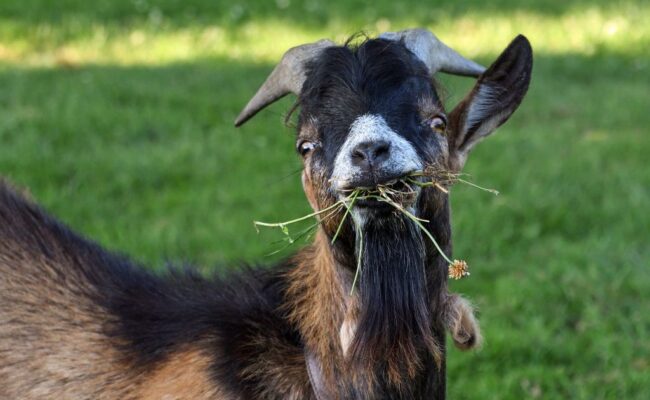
[448,35,532,171]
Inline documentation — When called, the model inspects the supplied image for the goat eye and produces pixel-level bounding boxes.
[297,141,316,156]
[430,116,447,134]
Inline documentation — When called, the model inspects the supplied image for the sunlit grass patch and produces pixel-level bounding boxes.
[0,3,648,67]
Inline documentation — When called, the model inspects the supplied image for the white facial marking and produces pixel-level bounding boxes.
[331,114,422,191]
[339,318,357,356]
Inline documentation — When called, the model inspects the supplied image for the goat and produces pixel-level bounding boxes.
[0,29,532,399]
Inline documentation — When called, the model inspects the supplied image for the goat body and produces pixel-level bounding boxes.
[0,183,477,399]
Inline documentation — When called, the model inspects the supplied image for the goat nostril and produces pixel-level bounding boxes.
[351,148,368,162]
[350,141,391,166]
[373,143,390,160]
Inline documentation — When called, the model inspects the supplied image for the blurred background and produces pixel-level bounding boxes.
[0,0,648,398]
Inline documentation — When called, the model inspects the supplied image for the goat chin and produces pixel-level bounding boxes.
[347,213,440,390]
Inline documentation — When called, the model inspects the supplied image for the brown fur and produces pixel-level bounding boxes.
[444,294,483,351]
[137,348,227,400]
[0,183,231,399]
[0,195,128,399]
[284,232,347,390]
[237,329,313,399]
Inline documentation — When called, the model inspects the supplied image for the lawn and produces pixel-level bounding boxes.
[0,0,648,398]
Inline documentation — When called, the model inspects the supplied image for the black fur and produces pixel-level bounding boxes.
[350,214,435,399]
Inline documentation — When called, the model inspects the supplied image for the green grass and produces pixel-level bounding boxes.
[1,0,648,398]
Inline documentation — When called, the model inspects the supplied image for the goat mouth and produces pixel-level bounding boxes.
[342,178,421,211]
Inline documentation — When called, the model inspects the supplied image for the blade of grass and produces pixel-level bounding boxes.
[253,200,345,231]
[376,192,454,265]
[332,189,359,244]
[345,198,364,296]
[265,205,343,256]
[455,178,499,195]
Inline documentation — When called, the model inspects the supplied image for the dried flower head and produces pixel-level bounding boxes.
[448,260,470,280]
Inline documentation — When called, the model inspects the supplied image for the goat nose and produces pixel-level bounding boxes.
[350,140,391,168]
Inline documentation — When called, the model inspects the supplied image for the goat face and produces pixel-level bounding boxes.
[297,39,447,224]
[236,28,532,244]
[235,28,532,253]
[296,35,531,231]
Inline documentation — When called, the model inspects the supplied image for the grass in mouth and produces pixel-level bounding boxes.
[254,166,498,292]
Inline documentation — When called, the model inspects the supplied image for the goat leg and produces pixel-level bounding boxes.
[443,293,483,350]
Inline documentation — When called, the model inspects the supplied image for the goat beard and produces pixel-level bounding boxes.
[347,214,439,390]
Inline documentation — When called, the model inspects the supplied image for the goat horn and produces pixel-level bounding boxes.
[234,39,334,127]
[379,29,485,77]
